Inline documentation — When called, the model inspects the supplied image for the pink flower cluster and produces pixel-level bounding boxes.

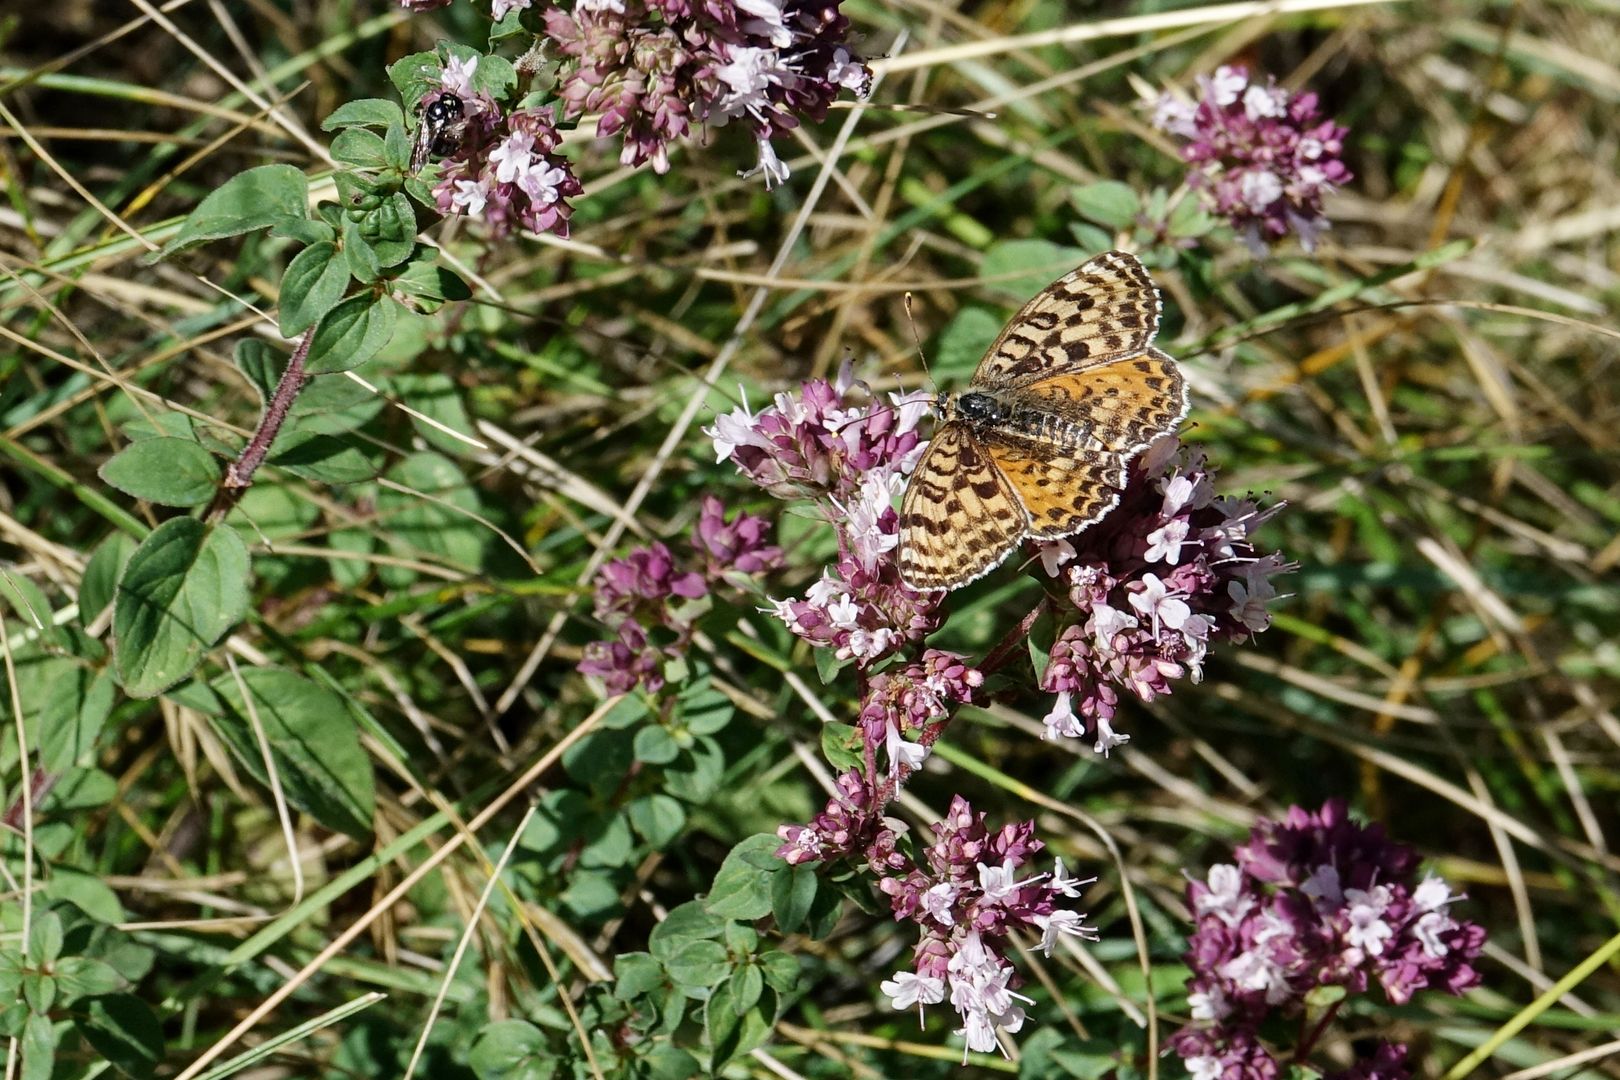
[781,791,1093,1061]
[1034,438,1288,753]
[1153,65,1351,252]
[707,366,939,667]
[542,0,871,185]
[1173,800,1486,1079]
[857,650,982,779]
[427,58,583,238]
[578,496,782,695]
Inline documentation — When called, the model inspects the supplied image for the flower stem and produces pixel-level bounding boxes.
[978,597,1049,676]
[1294,998,1343,1061]
[205,328,314,523]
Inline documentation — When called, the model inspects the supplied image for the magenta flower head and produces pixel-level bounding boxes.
[1327,1042,1412,1080]
[1153,65,1352,252]
[1173,800,1485,1076]
[1033,437,1290,752]
[544,0,871,186]
[708,365,939,668]
[577,500,782,696]
[421,58,583,239]
[691,494,783,578]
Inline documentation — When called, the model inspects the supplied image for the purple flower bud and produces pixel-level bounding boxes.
[544,0,871,186]
[1326,1042,1411,1080]
[431,97,583,240]
[1152,65,1352,253]
[1174,801,1485,1073]
[691,495,783,576]
[1034,439,1289,750]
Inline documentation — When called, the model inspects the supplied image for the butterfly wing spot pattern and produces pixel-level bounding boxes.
[897,252,1189,592]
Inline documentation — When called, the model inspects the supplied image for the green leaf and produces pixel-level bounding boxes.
[79,994,163,1079]
[207,667,376,838]
[770,864,816,934]
[664,940,729,989]
[361,192,416,268]
[332,127,390,172]
[1168,193,1218,239]
[269,217,336,246]
[577,813,633,869]
[384,121,412,173]
[36,669,115,773]
[29,912,63,964]
[642,1046,699,1080]
[53,957,124,1001]
[390,250,471,313]
[663,734,724,803]
[677,683,733,736]
[42,870,124,924]
[758,951,798,994]
[705,834,781,921]
[41,767,117,812]
[269,431,380,485]
[813,646,845,685]
[980,239,1089,302]
[819,721,861,773]
[322,98,404,132]
[151,164,309,260]
[387,49,443,110]
[627,794,685,849]
[633,724,679,765]
[648,902,724,963]
[376,452,486,576]
[343,223,382,284]
[935,307,1002,383]
[304,292,397,375]
[278,241,350,336]
[21,1010,55,1080]
[732,964,764,1017]
[80,533,138,625]
[469,1020,553,1080]
[113,519,247,698]
[705,980,774,1070]
[386,372,474,455]
[612,952,664,1001]
[99,438,220,508]
[1070,181,1141,230]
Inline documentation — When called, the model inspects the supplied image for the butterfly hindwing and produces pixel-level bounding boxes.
[897,423,1030,590]
[982,436,1128,540]
[973,250,1161,391]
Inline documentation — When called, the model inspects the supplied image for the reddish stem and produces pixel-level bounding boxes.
[205,327,315,522]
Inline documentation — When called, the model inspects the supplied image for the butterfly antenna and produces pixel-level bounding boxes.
[903,292,939,399]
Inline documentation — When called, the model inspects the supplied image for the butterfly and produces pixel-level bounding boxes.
[897,250,1188,591]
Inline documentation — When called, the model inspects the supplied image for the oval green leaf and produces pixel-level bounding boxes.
[99,438,220,508]
[278,241,350,335]
[113,519,249,698]
[304,292,397,375]
[151,164,309,261]
[207,667,376,838]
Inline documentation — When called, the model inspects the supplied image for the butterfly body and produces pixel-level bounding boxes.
[897,251,1189,591]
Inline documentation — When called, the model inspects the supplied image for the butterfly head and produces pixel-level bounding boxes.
[949,391,1008,429]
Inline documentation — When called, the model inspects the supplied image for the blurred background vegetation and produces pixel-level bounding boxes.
[1,0,1618,1076]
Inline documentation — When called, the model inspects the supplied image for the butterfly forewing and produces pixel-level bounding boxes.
[973,250,1161,390]
[897,424,1029,590]
[897,252,1185,592]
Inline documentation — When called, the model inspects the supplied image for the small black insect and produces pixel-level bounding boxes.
[411,93,469,173]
